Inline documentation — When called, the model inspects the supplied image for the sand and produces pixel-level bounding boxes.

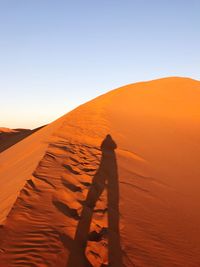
[0,127,44,153]
[0,77,200,266]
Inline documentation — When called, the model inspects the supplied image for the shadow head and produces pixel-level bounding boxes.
[101,134,117,151]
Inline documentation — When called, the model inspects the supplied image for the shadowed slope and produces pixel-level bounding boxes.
[0,126,45,153]
[0,118,65,224]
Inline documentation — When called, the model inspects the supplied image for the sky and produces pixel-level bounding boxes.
[0,0,200,129]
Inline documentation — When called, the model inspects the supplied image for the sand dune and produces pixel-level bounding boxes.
[0,77,200,266]
[0,127,44,153]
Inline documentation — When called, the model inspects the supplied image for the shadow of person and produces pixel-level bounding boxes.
[67,135,123,267]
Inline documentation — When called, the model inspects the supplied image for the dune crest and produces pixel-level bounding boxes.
[0,126,44,153]
[0,77,200,266]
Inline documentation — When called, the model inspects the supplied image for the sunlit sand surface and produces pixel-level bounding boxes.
[0,77,200,266]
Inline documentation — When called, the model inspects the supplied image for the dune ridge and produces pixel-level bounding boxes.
[0,77,200,266]
[0,126,45,153]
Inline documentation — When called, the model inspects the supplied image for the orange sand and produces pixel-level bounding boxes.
[0,127,44,153]
[0,77,200,266]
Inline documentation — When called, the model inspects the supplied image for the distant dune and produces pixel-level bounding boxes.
[0,77,200,267]
[0,126,44,153]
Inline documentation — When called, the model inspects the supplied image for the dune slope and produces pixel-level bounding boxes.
[0,127,44,153]
[0,77,200,267]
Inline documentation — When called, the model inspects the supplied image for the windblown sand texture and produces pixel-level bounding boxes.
[0,77,200,267]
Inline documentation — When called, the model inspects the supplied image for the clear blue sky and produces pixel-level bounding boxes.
[1,0,200,129]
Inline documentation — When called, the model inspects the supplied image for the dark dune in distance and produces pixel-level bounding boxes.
[0,77,200,266]
[0,126,45,153]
